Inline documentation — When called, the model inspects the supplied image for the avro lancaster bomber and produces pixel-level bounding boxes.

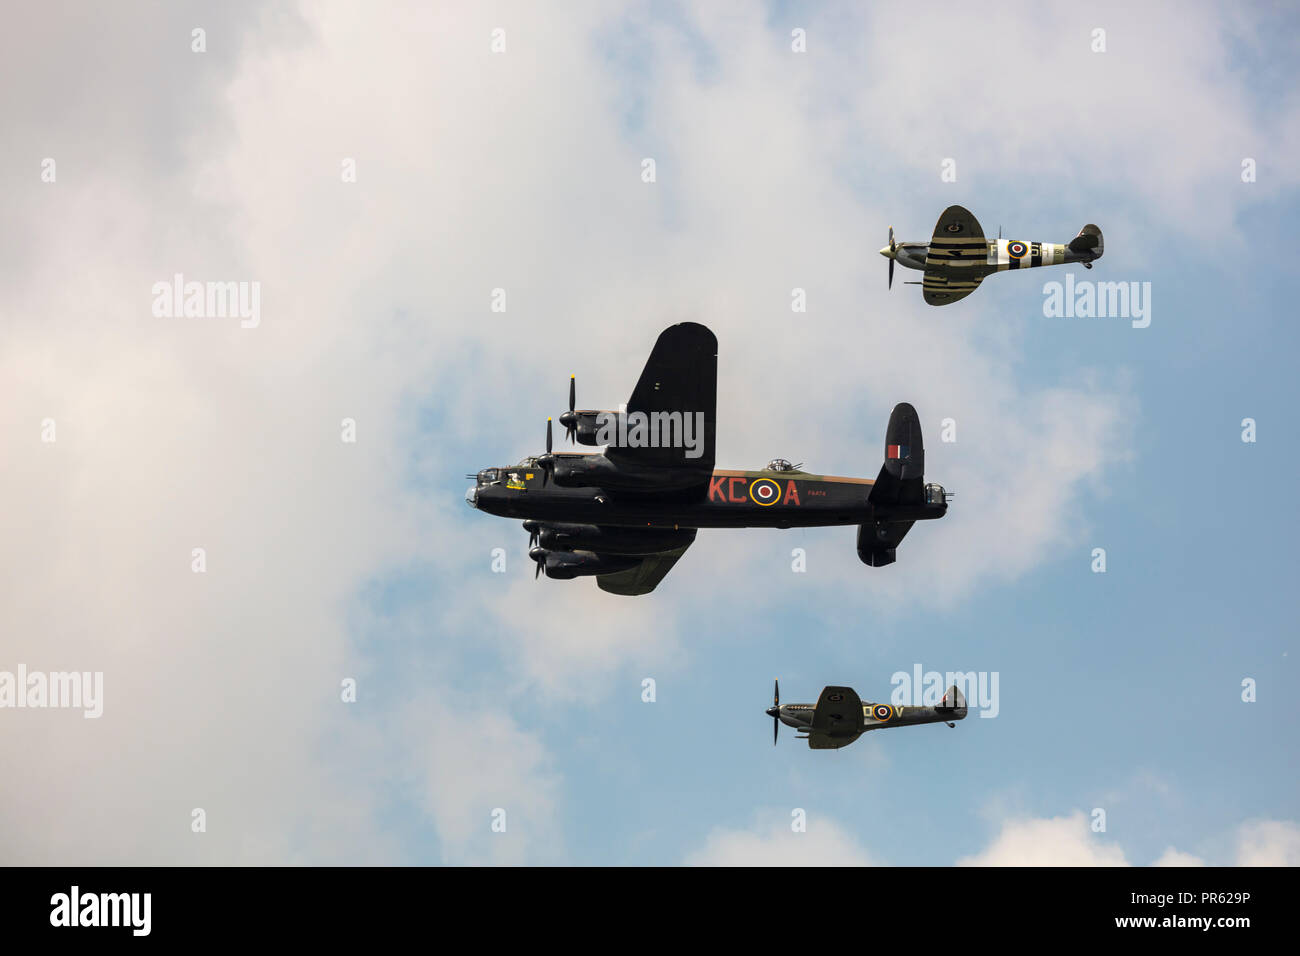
[465,322,951,594]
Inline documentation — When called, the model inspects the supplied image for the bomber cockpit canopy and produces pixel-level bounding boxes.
[766,458,800,473]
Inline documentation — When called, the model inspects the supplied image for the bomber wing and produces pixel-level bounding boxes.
[595,538,694,596]
[605,322,717,474]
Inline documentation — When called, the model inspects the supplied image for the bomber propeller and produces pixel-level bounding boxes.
[558,375,577,443]
[536,418,555,486]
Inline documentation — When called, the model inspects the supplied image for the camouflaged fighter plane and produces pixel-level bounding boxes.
[881,204,1104,305]
[465,322,951,595]
[767,680,967,750]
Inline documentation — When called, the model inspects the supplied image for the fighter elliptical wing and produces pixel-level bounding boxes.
[807,685,865,750]
[923,205,988,305]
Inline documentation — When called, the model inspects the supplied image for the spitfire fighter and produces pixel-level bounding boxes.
[767,680,967,750]
[465,322,951,594]
[881,204,1104,305]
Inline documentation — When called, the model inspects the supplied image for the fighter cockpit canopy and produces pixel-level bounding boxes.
[766,458,802,473]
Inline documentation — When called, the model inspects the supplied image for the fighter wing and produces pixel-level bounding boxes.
[595,540,693,596]
[923,205,989,305]
[807,732,861,750]
[811,686,864,736]
[922,270,984,306]
[930,204,985,244]
[605,322,717,473]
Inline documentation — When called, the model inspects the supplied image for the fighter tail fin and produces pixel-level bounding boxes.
[936,684,968,719]
[1067,224,1104,260]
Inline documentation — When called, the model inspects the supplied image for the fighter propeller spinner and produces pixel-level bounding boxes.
[881,205,1104,305]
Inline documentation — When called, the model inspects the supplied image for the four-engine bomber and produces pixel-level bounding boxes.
[466,322,951,594]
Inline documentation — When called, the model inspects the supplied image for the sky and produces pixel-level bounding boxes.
[1,0,1297,866]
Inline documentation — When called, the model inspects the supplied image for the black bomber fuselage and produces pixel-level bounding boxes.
[468,322,947,590]
[466,455,947,530]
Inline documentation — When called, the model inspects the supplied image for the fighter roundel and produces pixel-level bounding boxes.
[1007,240,1028,259]
[749,477,781,506]
[872,703,894,721]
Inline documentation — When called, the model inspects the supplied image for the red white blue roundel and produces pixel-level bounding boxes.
[872,703,894,721]
[749,478,781,506]
[1007,240,1028,258]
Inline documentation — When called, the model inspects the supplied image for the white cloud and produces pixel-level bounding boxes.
[685,812,875,867]
[689,812,1300,868]
[958,814,1300,867]
[843,3,1300,244]
[956,812,1130,866]
[1151,847,1206,867]
[407,694,562,865]
[1234,820,1300,867]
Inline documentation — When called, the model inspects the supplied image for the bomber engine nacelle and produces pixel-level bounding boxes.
[528,546,639,580]
[558,410,624,446]
[536,523,694,555]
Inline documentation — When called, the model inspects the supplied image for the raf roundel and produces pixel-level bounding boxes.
[872,703,894,722]
[1007,240,1028,259]
[749,477,782,506]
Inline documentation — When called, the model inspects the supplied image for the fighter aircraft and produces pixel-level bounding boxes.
[767,680,967,750]
[880,204,1104,305]
[465,322,951,594]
